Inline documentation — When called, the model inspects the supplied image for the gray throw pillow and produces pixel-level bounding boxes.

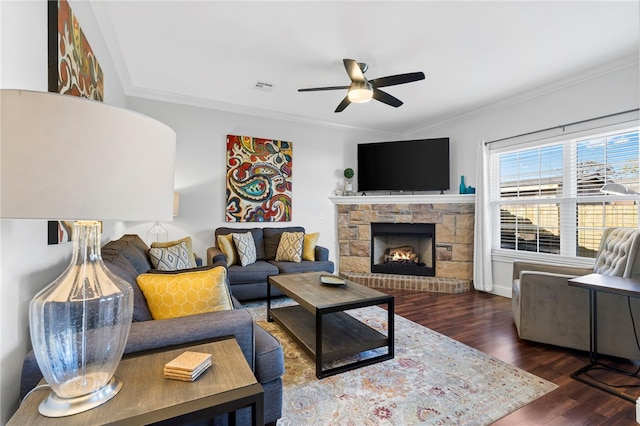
[232,232,257,266]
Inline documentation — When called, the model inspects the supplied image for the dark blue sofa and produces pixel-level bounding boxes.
[19,234,284,425]
[206,226,335,301]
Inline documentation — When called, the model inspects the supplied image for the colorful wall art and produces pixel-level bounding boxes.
[226,135,293,222]
[48,0,104,100]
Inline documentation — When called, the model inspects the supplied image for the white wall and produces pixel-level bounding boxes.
[407,60,640,296]
[0,1,126,422]
[123,97,393,261]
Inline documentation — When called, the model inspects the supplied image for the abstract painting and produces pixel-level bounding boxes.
[226,135,293,222]
[47,221,73,245]
[48,0,104,100]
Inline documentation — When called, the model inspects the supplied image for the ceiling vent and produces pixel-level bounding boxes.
[254,81,274,91]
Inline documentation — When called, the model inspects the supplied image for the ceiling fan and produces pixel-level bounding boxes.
[298,59,425,113]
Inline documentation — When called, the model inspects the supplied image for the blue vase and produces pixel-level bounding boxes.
[459,176,467,194]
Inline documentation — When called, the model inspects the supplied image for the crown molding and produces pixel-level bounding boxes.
[125,87,402,138]
[406,53,639,135]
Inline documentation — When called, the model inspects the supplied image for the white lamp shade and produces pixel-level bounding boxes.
[0,90,176,221]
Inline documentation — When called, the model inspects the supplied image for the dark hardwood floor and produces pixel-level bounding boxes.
[382,288,639,425]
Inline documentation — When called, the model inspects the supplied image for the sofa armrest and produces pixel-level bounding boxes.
[207,246,227,265]
[315,245,330,262]
[514,269,591,350]
[513,261,592,281]
[125,309,255,368]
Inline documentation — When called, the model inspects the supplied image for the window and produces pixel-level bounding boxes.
[491,127,639,258]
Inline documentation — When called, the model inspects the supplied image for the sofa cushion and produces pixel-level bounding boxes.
[148,241,192,271]
[105,258,153,322]
[119,234,151,257]
[269,259,335,275]
[102,237,153,275]
[275,231,304,263]
[217,234,238,266]
[137,266,233,320]
[303,232,320,261]
[227,261,280,284]
[233,232,258,266]
[593,227,640,277]
[151,236,198,268]
[216,227,266,260]
[264,227,305,260]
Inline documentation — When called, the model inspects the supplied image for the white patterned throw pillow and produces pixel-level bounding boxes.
[275,231,304,263]
[232,232,257,266]
[148,241,191,271]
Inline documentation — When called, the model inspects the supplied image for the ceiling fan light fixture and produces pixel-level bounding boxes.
[348,82,373,103]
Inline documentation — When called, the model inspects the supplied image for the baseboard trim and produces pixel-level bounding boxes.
[488,283,511,298]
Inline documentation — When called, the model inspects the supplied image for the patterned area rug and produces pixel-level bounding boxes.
[243,299,557,425]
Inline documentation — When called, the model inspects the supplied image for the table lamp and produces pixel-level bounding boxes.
[0,90,176,416]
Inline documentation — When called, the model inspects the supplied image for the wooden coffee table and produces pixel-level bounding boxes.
[267,271,394,378]
[8,337,263,425]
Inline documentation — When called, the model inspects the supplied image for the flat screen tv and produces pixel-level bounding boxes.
[357,138,450,193]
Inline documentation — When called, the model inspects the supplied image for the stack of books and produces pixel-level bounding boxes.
[163,351,212,382]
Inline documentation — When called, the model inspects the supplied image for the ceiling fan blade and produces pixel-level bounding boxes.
[298,85,350,92]
[373,89,403,108]
[335,96,351,113]
[343,59,366,83]
[370,72,425,88]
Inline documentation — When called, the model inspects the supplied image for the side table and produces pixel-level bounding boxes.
[568,273,640,403]
[8,337,264,425]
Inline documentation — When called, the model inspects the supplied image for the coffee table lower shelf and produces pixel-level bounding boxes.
[269,304,392,378]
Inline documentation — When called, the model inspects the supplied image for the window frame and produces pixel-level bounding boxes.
[489,123,640,262]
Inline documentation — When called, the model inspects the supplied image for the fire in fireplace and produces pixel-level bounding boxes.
[371,223,435,276]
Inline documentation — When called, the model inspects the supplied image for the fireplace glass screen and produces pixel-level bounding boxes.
[371,223,435,276]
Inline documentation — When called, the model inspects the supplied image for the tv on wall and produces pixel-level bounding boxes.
[357,138,450,193]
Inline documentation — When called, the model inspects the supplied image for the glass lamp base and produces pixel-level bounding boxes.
[38,376,123,417]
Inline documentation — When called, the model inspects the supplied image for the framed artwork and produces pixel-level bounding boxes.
[48,221,73,245]
[226,135,293,222]
[48,0,104,100]
[47,221,103,245]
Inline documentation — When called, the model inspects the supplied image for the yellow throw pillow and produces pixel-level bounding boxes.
[217,234,238,266]
[136,267,233,320]
[151,236,197,268]
[275,231,304,263]
[303,232,320,261]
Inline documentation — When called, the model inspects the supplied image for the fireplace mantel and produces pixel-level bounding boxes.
[329,194,475,205]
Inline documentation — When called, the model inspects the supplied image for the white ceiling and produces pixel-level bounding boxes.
[91,1,639,135]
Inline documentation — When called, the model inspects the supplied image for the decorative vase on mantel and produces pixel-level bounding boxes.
[459,175,467,194]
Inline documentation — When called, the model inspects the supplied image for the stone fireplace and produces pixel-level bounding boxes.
[371,222,435,276]
[332,196,475,293]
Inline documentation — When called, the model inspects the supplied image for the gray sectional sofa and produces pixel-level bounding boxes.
[20,234,284,425]
[207,226,335,301]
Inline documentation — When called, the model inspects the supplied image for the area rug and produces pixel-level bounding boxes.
[243,299,557,425]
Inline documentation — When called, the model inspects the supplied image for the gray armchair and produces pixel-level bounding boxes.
[512,227,640,360]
